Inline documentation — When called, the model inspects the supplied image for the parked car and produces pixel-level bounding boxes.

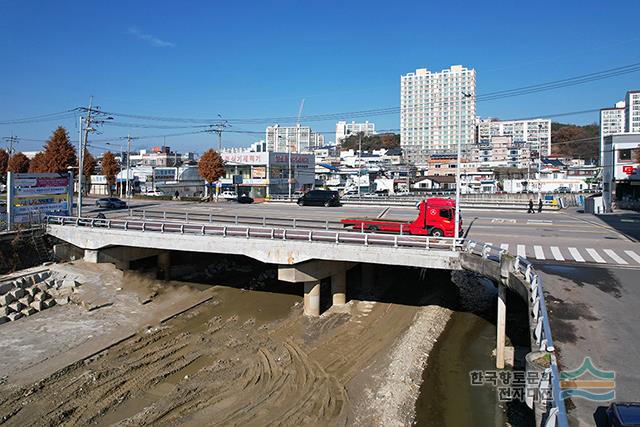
[95,197,127,209]
[555,186,571,193]
[145,190,164,197]
[297,190,340,207]
[606,402,640,426]
[220,190,238,200]
[236,194,254,204]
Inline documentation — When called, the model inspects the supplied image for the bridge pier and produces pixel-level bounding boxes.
[331,271,347,306]
[157,252,170,280]
[304,281,321,316]
[496,282,507,369]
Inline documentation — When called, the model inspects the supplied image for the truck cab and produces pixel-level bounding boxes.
[411,198,461,237]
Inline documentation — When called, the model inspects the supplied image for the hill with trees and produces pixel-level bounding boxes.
[340,133,400,151]
[550,122,599,162]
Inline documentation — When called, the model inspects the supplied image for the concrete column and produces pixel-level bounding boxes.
[157,252,170,281]
[331,271,347,306]
[304,280,321,316]
[496,282,507,369]
[84,249,99,263]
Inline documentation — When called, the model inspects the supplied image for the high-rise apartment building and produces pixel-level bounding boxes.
[400,65,476,165]
[600,101,626,166]
[265,125,324,153]
[335,121,375,145]
[477,118,551,156]
[625,91,640,133]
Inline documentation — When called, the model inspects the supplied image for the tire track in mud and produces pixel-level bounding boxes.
[0,299,348,427]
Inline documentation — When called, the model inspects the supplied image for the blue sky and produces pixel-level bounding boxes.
[1,0,639,153]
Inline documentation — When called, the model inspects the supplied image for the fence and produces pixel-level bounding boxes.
[464,240,568,427]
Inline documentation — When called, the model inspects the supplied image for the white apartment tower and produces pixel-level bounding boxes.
[265,125,324,153]
[625,91,640,133]
[600,101,626,166]
[335,121,375,145]
[477,118,551,156]
[400,65,476,165]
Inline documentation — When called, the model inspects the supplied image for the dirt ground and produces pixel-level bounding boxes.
[0,261,454,426]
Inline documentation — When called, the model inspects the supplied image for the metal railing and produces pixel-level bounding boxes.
[46,215,462,252]
[464,240,568,427]
[128,208,345,231]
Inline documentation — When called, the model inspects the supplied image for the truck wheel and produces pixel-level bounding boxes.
[298,200,305,206]
[430,228,443,237]
[368,225,379,232]
[323,200,331,207]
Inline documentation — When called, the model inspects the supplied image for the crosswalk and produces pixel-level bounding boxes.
[486,243,640,266]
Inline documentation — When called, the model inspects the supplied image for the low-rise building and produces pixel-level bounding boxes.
[602,133,640,211]
[468,136,531,169]
[477,118,551,156]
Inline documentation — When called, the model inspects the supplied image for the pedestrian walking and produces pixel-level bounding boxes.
[527,198,534,214]
[538,199,543,213]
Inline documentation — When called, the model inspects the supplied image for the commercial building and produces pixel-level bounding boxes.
[265,125,325,153]
[477,119,551,156]
[602,133,640,211]
[220,151,315,197]
[600,101,626,166]
[400,65,477,165]
[335,121,376,145]
[625,91,640,133]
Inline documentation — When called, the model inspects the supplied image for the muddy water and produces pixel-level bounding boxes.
[414,311,506,426]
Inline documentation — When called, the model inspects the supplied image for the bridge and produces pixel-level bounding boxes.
[46,214,567,427]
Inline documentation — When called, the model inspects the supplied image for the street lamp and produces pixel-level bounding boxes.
[455,92,473,240]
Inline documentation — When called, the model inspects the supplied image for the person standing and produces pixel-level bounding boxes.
[528,198,534,214]
[538,199,543,213]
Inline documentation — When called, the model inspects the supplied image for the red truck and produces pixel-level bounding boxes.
[340,198,462,237]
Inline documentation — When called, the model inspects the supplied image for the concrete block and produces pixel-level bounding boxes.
[0,282,14,295]
[0,306,9,316]
[7,312,23,321]
[54,296,69,305]
[30,300,45,311]
[21,307,37,316]
[0,293,15,306]
[0,316,8,325]
[10,288,25,299]
[35,272,50,283]
[26,287,40,297]
[36,283,50,293]
[61,278,79,289]
[8,302,24,312]
[19,295,34,306]
[34,291,48,301]
[43,298,56,308]
[16,277,29,289]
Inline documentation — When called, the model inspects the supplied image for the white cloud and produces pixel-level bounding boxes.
[128,27,175,48]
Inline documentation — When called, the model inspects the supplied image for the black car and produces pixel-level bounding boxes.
[95,197,127,209]
[236,194,254,204]
[297,190,340,207]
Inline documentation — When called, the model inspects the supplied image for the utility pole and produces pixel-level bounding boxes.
[455,92,472,240]
[126,134,132,198]
[78,97,93,219]
[358,132,362,198]
[3,134,18,155]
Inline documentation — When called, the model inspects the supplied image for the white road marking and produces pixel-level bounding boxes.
[604,249,628,265]
[534,245,545,260]
[527,219,552,224]
[500,243,509,251]
[624,250,640,264]
[517,245,526,258]
[550,246,564,261]
[586,248,606,264]
[568,247,585,262]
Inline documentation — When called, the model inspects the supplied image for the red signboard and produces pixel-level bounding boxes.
[622,165,634,174]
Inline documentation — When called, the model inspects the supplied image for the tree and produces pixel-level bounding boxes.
[28,152,48,173]
[7,152,30,173]
[101,151,120,196]
[43,126,77,173]
[198,149,225,198]
[340,133,400,151]
[550,122,599,162]
[0,149,8,183]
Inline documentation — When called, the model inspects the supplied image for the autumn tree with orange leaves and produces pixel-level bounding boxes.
[7,152,30,173]
[198,149,225,198]
[0,149,8,183]
[42,127,77,173]
[101,151,120,196]
[28,152,48,173]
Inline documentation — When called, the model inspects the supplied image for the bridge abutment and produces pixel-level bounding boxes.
[303,281,321,316]
[331,271,347,306]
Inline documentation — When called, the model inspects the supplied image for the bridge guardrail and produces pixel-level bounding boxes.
[464,240,568,427]
[46,216,462,252]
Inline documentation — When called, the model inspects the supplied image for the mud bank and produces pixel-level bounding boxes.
[0,262,458,426]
